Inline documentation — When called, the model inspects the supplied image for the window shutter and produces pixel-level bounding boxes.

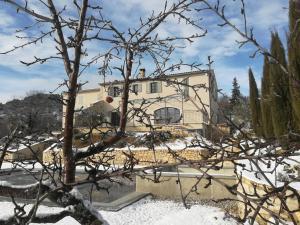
[138,83,142,92]
[146,82,150,94]
[116,85,123,96]
[108,87,114,96]
[158,81,162,93]
[182,78,189,98]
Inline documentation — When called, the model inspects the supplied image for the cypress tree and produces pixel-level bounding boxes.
[288,0,300,132]
[260,56,274,139]
[269,32,291,140]
[248,68,263,136]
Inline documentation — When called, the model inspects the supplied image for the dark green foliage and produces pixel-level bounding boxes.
[230,77,241,108]
[227,77,251,128]
[288,0,300,132]
[217,95,232,123]
[0,93,62,136]
[248,68,263,136]
[218,95,250,128]
[260,56,274,139]
[269,32,291,139]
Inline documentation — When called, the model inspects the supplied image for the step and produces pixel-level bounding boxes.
[0,196,60,207]
[94,191,151,212]
[0,191,152,212]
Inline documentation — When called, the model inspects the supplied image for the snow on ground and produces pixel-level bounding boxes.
[0,201,67,221]
[0,199,239,225]
[0,161,44,170]
[30,216,81,225]
[117,134,211,151]
[43,133,210,155]
[2,136,56,152]
[236,144,300,190]
[100,199,239,225]
[0,198,294,225]
[0,180,39,188]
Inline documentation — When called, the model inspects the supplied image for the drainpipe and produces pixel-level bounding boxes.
[181,94,184,125]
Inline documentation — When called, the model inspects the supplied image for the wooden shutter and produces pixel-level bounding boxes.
[157,81,162,93]
[138,83,142,92]
[108,86,114,96]
[120,84,124,92]
[146,82,150,94]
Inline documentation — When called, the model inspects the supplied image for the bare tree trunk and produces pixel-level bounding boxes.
[58,0,88,184]
[63,91,76,184]
[0,150,7,170]
[119,50,133,132]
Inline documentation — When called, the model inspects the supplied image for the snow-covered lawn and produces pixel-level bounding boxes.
[0,201,68,222]
[100,199,239,225]
[0,199,239,225]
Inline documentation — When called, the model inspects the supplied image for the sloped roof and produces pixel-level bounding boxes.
[99,70,213,86]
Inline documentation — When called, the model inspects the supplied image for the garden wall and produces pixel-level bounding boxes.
[237,176,300,225]
[5,140,53,161]
[43,147,209,165]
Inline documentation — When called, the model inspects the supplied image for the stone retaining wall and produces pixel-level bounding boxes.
[43,148,209,166]
[5,140,53,161]
[237,177,300,225]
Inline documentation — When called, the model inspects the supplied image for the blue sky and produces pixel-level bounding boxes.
[0,0,288,103]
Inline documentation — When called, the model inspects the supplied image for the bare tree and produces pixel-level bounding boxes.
[0,0,208,224]
[0,1,299,225]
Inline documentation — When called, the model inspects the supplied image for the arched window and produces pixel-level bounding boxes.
[154,107,181,124]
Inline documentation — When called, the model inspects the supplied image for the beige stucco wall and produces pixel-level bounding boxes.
[100,71,217,130]
[63,71,218,131]
[136,171,237,201]
[62,88,100,127]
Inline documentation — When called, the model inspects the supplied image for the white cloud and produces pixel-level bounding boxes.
[0,0,289,102]
[0,9,15,28]
[249,0,287,30]
[106,0,172,24]
[0,76,63,103]
[0,31,60,72]
[214,62,261,96]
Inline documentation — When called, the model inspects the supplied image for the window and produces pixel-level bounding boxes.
[113,87,119,97]
[150,82,158,93]
[154,107,181,124]
[111,111,120,126]
[132,84,139,93]
[109,86,121,97]
[147,81,161,94]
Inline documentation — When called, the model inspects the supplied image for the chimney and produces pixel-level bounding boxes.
[139,68,145,78]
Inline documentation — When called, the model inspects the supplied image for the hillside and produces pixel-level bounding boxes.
[0,93,62,137]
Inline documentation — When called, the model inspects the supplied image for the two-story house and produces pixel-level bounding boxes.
[63,70,218,134]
